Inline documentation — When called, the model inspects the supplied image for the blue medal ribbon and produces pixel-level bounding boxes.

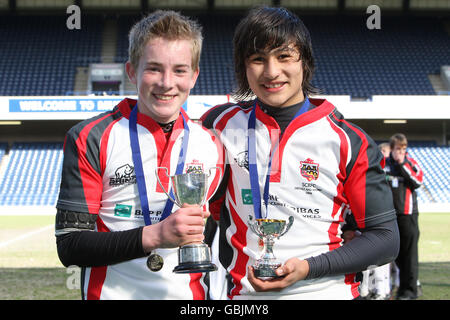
[247,98,310,219]
[129,104,189,226]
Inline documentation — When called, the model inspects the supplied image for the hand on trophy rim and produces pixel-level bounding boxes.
[247,258,310,292]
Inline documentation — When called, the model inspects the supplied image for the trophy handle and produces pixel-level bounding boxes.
[248,215,264,239]
[278,216,294,239]
[155,167,180,207]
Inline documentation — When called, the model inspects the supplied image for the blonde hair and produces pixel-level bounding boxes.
[128,10,203,71]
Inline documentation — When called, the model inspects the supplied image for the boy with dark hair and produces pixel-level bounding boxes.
[202,6,399,299]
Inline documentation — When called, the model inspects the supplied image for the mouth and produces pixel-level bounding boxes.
[153,94,176,102]
[262,82,285,91]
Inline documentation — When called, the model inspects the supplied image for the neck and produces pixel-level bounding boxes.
[137,102,180,124]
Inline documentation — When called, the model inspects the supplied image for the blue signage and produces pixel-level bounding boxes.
[9,98,123,113]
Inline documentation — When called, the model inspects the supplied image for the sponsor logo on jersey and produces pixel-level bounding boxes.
[114,204,132,217]
[186,159,204,174]
[300,158,319,181]
[241,189,253,204]
[234,151,249,170]
[110,163,136,186]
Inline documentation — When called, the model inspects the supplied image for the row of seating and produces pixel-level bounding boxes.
[1,13,448,97]
[0,143,63,206]
[0,142,448,207]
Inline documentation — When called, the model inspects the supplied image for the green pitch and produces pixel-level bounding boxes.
[0,212,449,300]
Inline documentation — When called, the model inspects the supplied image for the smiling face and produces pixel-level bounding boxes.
[245,44,304,108]
[126,37,199,123]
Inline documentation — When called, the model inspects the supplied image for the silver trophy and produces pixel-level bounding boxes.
[156,166,221,273]
[248,215,294,279]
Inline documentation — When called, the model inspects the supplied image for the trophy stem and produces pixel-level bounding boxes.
[262,237,276,260]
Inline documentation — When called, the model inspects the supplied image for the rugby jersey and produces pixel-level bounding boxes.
[201,98,396,299]
[57,98,223,300]
[385,153,423,215]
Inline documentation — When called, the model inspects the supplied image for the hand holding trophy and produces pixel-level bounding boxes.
[248,215,294,279]
[156,166,221,273]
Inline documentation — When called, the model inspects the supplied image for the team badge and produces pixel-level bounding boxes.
[186,159,204,174]
[300,158,320,181]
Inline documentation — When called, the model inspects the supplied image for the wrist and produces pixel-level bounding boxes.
[141,224,161,254]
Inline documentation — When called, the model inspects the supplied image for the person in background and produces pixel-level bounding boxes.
[385,133,423,300]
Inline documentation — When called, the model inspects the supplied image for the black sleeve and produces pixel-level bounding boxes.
[55,209,148,267]
[305,218,399,280]
[56,228,147,267]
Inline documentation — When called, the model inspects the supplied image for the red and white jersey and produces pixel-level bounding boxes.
[57,98,223,300]
[201,98,395,299]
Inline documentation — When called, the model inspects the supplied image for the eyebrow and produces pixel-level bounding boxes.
[144,62,190,68]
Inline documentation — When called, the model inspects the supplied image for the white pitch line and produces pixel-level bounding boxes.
[0,224,54,249]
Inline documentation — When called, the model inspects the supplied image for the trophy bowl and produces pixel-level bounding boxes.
[248,215,294,280]
[156,167,221,274]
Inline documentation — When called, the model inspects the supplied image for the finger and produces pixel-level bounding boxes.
[180,234,204,246]
[185,225,205,235]
[202,210,211,219]
[178,206,205,217]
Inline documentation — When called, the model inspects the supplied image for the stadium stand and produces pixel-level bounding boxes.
[3,13,446,97]
[114,13,450,97]
[0,15,102,96]
[0,142,63,207]
[409,145,450,204]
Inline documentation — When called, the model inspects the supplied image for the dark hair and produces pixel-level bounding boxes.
[389,133,408,149]
[232,6,319,101]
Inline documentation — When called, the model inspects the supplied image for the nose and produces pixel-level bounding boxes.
[263,57,280,79]
[159,70,174,89]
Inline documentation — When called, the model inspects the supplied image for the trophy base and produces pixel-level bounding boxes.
[173,262,218,274]
[174,243,217,273]
[253,263,282,280]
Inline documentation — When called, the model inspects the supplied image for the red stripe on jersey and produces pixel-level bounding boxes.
[203,127,225,201]
[228,203,249,299]
[189,273,205,300]
[254,104,281,182]
[227,167,237,206]
[157,114,185,192]
[331,112,369,229]
[76,109,121,214]
[87,216,110,300]
[99,117,123,175]
[215,107,251,135]
[270,100,335,182]
[345,273,360,298]
[327,220,341,251]
[86,266,107,300]
[404,155,424,185]
[404,187,412,215]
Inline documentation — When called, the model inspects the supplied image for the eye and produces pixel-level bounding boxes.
[249,55,264,63]
[146,66,160,72]
[175,68,188,74]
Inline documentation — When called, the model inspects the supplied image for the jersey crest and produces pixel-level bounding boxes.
[300,158,320,181]
[186,159,204,174]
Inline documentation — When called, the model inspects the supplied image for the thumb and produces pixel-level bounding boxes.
[275,261,294,276]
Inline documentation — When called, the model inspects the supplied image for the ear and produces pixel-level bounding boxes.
[125,61,137,85]
[190,67,200,90]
